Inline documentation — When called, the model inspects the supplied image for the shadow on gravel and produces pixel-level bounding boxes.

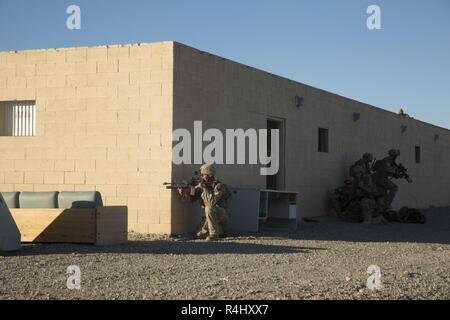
[280,207,450,244]
[6,240,325,257]
[4,209,448,257]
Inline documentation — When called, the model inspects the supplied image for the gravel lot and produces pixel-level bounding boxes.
[1,208,449,300]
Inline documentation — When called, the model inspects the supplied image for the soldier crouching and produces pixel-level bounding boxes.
[177,164,230,241]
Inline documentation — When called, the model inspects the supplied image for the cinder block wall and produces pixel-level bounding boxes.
[172,42,450,234]
[0,42,174,234]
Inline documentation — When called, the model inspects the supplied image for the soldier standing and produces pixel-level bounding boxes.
[178,164,230,241]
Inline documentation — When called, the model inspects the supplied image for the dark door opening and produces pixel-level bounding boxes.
[415,146,421,163]
[318,128,329,153]
[266,118,285,190]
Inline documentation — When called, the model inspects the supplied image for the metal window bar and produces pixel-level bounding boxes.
[0,101,36,136]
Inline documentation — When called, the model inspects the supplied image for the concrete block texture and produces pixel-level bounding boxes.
[0,42,174,234]
[170,41,450,234]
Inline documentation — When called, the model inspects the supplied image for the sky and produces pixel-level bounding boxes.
[1,0,449,129]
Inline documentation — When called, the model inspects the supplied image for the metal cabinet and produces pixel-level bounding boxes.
[228,188,298,232]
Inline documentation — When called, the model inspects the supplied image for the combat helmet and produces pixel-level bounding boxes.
[344,177,354,185]
[199,164,216,176]
[362,152,374,162]
[388,149,400,158]
[351,165,365,177]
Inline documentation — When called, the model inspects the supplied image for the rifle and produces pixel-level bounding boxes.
[393,162,413,183]
[370,158,377,172]
[163,171,204,195]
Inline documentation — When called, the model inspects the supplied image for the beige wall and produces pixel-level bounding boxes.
[0,42,174,234]
[172,42,450,234]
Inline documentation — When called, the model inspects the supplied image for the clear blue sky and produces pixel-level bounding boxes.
[1,0,449,129]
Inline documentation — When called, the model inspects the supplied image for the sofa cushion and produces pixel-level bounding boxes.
[58,191,103,209]
[0,192,19,209]
[19,192,58,208]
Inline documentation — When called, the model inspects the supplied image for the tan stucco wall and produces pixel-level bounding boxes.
[0,42,174,234]
[172,42,450,234]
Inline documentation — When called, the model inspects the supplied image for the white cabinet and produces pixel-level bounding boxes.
[228,188,298,232]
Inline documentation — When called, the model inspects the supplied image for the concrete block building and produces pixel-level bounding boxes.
[1,41,449,235]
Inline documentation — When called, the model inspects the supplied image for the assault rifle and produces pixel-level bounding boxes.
[393,163,413,183]
[370,158,378,172]
[163,171,201,190]
[163,171,216,196]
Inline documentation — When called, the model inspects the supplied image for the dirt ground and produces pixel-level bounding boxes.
[1,208,449,300]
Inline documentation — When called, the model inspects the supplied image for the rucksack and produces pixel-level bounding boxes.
[213,181,232,208]
[397,207,426,224]
[221,183,233,203]
[382,207,426,224]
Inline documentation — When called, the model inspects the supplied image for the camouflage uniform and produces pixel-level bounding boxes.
[331,178,355,215]
[342,153,376,223]
[372,149,400,210]
[352,167,378,223]
[180,164,230,240]
[349,153,373,178]
[334,153,389,224]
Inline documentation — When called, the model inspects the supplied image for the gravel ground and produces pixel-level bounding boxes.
[1,208,449,300]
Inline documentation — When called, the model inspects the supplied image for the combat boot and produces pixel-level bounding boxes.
[196,230,208,239]
[206,234,219,241]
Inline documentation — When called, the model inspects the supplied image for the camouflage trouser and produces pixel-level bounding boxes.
[360,198,377,223]
[375,177,398,209]
[340,201,363,223]
[331,195,345,215]
[206,206,229,237]
[330,196,340,215]
[196,206,229,238]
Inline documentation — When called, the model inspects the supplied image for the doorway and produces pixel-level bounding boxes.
[266,118,285,190]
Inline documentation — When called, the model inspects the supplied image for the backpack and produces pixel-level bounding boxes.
[397,207,426,224]
[220,183,233,203]
[382,207,426,224]
[213,181,232,208]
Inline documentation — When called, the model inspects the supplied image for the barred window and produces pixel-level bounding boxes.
[0,101,36,136]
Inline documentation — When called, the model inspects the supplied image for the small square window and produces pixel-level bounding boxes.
[0,101,36,136]
[318,128,329,153]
